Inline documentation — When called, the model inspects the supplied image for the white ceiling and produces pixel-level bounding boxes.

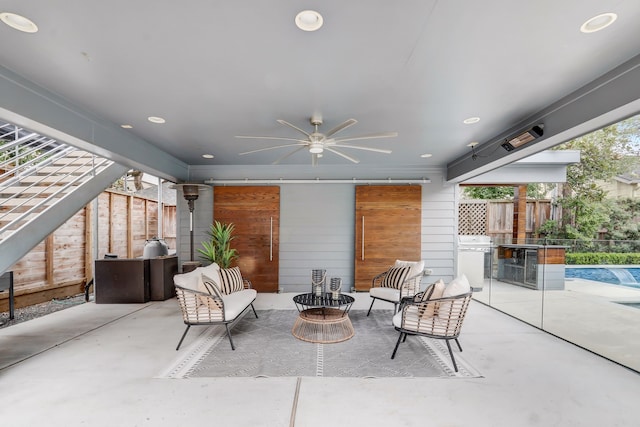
[1,1,640,181]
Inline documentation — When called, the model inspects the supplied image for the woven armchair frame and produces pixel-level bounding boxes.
[367,270,424,315]
[174,284,257,351]
[391,292,472,372]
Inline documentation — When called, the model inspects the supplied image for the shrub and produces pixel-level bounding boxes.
[566,252,640,265]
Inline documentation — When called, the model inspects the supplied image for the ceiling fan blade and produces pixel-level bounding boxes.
[331,132,398,143]
[325,118,357,138]
[239,143,304,155]
[325,147,360,164]
[272,146,307,165]
[331,144,392,154]
[235,135,307,143]
[277,120,311,137]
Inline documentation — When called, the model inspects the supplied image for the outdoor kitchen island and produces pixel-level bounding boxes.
[496,244,566,290]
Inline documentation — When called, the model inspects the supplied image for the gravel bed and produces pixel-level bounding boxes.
[0,294,86,329]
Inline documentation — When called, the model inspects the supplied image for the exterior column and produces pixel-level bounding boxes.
[512,185,527,243]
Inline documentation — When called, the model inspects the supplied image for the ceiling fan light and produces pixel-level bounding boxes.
[309,143,324,154]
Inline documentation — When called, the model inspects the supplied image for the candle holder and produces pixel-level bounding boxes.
[330,277,342,300]
[311,269,326,297]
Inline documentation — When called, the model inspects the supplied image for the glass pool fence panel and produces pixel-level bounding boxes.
[474,238,640,372]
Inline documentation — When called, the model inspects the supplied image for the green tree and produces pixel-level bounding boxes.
[541,115,639,240]
[463,183,546,200]
[600,198,640,241]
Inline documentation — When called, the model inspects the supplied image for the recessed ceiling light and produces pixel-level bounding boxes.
[295,10,323,31]
[466,142,479,147]
[580,13,617,33]
[202,154,214,159]
[148,116,165,124]
[121,124,133,129]
[0,12,38,33]
[420,153,433,158]
[463,117,480,125]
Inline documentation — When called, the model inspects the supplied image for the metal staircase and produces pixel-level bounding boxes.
[0,120,129,274]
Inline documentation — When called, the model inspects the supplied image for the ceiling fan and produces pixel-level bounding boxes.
[236,115,397,166]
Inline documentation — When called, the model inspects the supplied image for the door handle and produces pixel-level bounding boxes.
[361,215,365,261]
[270,216,273,261]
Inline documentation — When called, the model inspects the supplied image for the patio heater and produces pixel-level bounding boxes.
[173,183,209,272]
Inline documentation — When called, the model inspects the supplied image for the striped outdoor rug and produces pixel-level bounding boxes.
[158,310,481,379]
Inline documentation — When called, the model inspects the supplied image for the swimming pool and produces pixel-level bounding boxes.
[565,266,640,289]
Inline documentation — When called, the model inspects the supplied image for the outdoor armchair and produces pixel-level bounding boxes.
[391,281,472,372]
[367,260,425,315]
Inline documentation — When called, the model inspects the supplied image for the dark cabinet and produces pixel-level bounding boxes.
[95,259,150,303]
[95,256,178,303]
[149,256,178,300]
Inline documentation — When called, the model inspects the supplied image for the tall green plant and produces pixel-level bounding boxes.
[197,221,239,268]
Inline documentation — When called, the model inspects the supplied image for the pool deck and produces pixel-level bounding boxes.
[473,277,640,372]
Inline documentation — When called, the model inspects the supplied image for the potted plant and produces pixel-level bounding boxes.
[198,221,239,268]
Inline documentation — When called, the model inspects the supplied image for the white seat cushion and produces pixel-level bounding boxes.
[221,289,257,321]
[370,286,400,302]
[392,310,403,328]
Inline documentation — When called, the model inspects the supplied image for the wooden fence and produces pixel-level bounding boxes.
[459,199,552,242]
[0,190,176,311]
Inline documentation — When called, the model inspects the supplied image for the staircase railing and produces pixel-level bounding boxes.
[0,121,115,239]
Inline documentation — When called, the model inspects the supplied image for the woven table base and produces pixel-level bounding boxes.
[291,307,355,343]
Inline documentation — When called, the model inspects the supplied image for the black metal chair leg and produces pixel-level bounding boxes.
[445,339,459,372]
[402,333,408,343]
[455,338,463,352]
[250,303,259,318]
[366,298,376,316]
[176,325,191,351]
[225,324,235,350]
[391,333,404,359]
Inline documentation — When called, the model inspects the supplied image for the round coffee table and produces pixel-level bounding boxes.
[292,293,355,343]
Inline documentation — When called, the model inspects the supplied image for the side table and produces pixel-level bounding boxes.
[291,293,355,343]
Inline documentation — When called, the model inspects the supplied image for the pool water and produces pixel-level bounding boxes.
[565,267,640,289]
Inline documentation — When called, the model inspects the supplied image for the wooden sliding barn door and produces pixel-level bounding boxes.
[214,186,279,292]
[354,185,422,291]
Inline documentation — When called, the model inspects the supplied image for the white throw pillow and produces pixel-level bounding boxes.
[394,259,425,279]
[443,274,471,297]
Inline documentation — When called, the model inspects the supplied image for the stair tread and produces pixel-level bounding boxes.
[0,186,73,195]
[0,197,56,206]
[0,212,40,221]
[37,166,94,173]
[16,175,85,184]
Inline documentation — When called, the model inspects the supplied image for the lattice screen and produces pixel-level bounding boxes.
[458,202,487,235]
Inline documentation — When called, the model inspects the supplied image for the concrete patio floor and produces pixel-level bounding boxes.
[474,277,640,371]
[1,292,639,427]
